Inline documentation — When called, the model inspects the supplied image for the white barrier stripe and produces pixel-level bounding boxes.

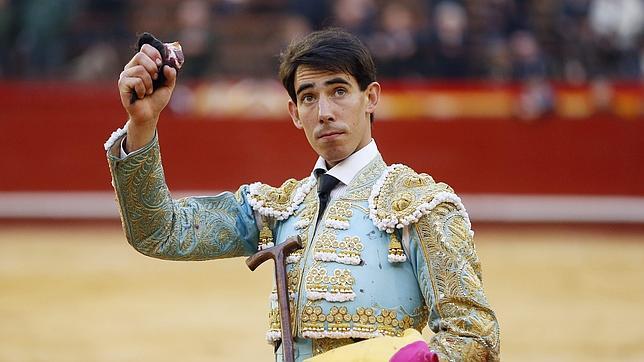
[462,194,644,223]
[0,192,643,223]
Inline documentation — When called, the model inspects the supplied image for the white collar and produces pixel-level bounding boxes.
[311,139,379,186]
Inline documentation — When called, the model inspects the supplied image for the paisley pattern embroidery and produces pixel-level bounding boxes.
[414,204,500,361]
[108,135,252,260]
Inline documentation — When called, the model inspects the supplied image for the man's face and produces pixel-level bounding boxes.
[287,66,380,167]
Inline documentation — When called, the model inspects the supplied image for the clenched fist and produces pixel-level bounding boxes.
[118,34,183,153]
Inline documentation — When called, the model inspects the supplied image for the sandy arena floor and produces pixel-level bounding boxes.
[1,224,643,361]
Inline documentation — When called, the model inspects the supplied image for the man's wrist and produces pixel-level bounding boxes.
[124,120,156,153]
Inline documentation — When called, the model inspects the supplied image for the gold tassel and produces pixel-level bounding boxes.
[259,223,274,250]
[388,232,405,262]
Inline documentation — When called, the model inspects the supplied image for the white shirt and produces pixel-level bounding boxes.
[311,139,380,202]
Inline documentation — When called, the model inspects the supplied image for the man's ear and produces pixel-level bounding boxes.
[288,99,302,129]
[365,81,381,115]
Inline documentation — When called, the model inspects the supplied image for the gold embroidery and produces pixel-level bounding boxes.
[403,173,432,188]
[305,266,355,300]
[268,179,298,205]
[371,165,453,227]
[294,201,317,229]
[325,201,353,226]
[267,299,296,334]
[342,156,387,200]
[392,193,414,213]
[258,222,274,250]
[108,136,249,260]
[312,338,355,356]
[414,205,500,361]
[286,233,308,263]
[268,235,306,342]
[314,232,363,264]
[250,178,311,218]
[300,305,427,337]
[388,232,405,259]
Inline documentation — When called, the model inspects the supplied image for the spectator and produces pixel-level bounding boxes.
[589,0,644,78]
[329,0,377,38]
[1,0,642,81]
[510,30,548,80]
[423,1,472,78]
[174,0,219,79]
[368,2,423,77]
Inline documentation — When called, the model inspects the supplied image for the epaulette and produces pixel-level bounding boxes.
[248,176,316,251]
[368,164,470,234]
[248,176,316,221]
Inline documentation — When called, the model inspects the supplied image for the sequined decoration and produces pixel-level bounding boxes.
[314,232,363,265]
[300,306,426,339]
[305,266,356,302]
[324,201,353,229]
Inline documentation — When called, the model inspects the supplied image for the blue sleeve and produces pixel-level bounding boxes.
[107,133,258,261]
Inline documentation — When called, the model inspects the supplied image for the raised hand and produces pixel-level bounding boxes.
[118,43,177,152]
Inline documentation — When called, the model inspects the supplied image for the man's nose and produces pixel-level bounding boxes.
[318,96,334,123]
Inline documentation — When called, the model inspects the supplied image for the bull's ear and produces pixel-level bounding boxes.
[136,32,166,59]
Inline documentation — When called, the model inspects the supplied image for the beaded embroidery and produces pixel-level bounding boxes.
[305,266,356,302]
[313,232,363,265]
[300,305,427,340]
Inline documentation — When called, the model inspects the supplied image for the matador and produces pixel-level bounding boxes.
[105,29,500,361]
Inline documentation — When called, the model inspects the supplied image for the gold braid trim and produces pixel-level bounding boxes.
[414,203,500,361]
[107,134,249,260]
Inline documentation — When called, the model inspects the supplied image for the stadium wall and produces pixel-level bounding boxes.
[1,82,642,222]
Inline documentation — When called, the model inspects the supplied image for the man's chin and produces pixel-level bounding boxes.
[320,149,352,167]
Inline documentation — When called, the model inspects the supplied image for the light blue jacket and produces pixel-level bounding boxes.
[106,131,500,361]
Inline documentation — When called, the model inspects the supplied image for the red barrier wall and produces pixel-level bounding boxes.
[1,82,643,195]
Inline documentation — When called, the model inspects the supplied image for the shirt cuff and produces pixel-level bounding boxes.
[120,138,128,158]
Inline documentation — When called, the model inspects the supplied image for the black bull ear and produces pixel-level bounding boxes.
[136,32,167,60]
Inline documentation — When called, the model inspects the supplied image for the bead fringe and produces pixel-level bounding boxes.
[324,219,350,230]
[301,330,383,340]
[307,290,356,302]
[314,252,361,265]
[248,176,316,220]
[266,330,281,343]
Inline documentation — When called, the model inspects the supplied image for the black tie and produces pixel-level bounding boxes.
[317,172,340,222]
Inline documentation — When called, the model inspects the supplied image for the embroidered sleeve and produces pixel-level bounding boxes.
[410,202,500,361]
[106,132,258,260]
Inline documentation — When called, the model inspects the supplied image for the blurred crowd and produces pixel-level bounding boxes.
[1,0,643,83]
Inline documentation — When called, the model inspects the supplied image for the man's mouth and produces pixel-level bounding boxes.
[318,130,344,140]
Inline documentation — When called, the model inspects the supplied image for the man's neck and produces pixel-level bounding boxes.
[313,139,379,186]
[325,141,371,169]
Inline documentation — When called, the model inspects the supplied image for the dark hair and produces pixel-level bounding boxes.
[279,28,377,120]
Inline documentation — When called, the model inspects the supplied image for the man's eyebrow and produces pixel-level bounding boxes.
[296,82,314,96]
[295,78,352,96]
[324,77,351,87]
